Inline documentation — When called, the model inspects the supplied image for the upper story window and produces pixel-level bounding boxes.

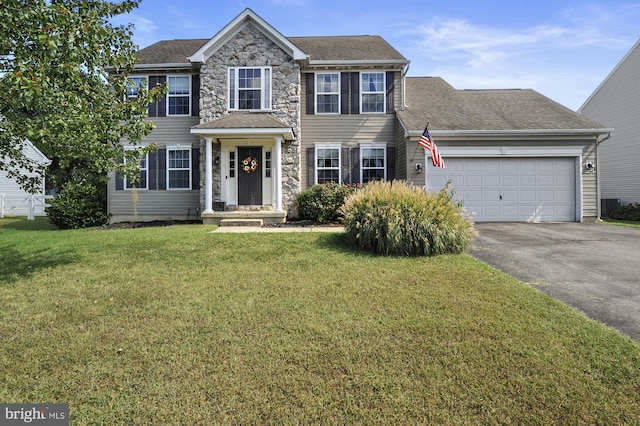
[167,145,192,190]
[167,75,191,115]
[361,72,385,113]
[315,144,341,184]
[361,143,387,183]
[316,73,339,114]
[127,76,145,99]
[229,67,272,111]
[124,148,148,190]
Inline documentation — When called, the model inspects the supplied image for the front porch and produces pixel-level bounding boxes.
[202,205,287,226]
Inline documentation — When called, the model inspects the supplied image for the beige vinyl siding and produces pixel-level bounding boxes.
[395,117,408,180]
[300,71,400,186]
[108,116,201,222]
[580,41,640,205]
[581,141,598,219]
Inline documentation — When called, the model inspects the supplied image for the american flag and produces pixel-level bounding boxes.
[418,127,446,168]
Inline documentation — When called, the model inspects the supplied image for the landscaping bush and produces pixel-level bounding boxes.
[342,180,475,256]
[609,203,640,221]
[296,182,360,223]
[47,181,109,229]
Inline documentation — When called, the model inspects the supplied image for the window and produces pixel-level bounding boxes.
[361,72,385,113]
[316,73,339,113]
[127,76,145,99]
[229,67,271,110]
[316,144,341,184]
[167,75,190,115]
[124,148,148,190]
[361,144,386,183]
[265,151,272,178]
[229,151,236,178]
[167,146,191,189]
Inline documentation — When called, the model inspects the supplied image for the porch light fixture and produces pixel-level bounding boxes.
[214,156,220,165]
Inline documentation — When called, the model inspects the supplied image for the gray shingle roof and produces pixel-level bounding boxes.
[288,36,407,62]
[135,39,209,64]
[191,113,289,130]
[398,77,605,132]
[135,35,406,65]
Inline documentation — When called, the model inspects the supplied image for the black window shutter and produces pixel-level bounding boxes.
[351,72,359,114]
[386,71,395,113]
[351,147,360,184]
[148,151,157,190]
[115,173,124,190]
[191,75,200,117]
[148,76,158,117]
[341,72,350,114]
[148,76,167,117]
[386,147,396,181]
[306,74,315,115]
[191,148,200,189]
[158,148,166,190]
[341,147,350,183]
[306,147,315,187]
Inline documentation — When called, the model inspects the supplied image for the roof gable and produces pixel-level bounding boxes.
[188,8,307,64]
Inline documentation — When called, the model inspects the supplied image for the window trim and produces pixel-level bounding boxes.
[360,142,387,183]
[360,71,386,114]
[314,143,342,184]
[166,75,191,116]
[123,147,149,190]
[126,76,146,100]
[315,72,340,114]
[228,66,272,111]
[166,145,192,190]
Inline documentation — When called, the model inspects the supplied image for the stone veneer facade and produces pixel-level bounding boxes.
[197,23,302,212]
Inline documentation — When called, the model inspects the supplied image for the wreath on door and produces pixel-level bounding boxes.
[241,156,259,173]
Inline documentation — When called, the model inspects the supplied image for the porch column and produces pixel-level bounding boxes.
[204,137,214,213]
[275,136,283,212]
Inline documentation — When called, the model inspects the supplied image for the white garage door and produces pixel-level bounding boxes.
[426,158,577,222]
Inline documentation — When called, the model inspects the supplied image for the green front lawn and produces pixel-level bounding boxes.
[1,218,639,424]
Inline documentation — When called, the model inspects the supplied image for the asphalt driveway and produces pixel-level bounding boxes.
[469,222,640,342]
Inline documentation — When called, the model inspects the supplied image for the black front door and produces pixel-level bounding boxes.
[237,147,262,205]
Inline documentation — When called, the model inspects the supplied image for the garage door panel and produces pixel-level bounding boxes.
[427,157,576,222]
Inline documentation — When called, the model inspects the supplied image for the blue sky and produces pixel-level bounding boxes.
[115,0,640,111]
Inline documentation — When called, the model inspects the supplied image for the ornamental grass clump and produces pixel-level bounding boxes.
[342,180,475,256]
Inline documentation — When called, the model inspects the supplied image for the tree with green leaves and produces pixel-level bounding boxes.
[0,0,165,226]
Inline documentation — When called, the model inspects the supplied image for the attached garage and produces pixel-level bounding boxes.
[426,157,579,222]
[397,77,612,222]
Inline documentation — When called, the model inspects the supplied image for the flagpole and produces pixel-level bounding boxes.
[410,121,429,162]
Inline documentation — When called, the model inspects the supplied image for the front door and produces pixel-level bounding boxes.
[237,147,262,205]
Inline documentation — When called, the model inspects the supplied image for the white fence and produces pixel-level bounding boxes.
[0,194,53,220]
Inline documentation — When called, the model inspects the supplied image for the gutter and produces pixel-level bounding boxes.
[401,63,410,111]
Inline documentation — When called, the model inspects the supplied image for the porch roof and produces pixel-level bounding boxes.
[190,113,295,140]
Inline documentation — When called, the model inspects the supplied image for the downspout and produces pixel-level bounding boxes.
[401,63,410,111]
[595,132,612,221]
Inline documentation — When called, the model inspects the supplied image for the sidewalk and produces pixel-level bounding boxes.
[212,226,344,233]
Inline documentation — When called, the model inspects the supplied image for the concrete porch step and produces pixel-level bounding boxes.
[219,218,264,227]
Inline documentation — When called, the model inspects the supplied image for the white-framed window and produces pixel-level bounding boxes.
[167,75,191,115]
[361,72,385,113]
[126,76,145,99]
[316,73,340,114]
[228,67,272,111]
[315,143,341,184]
[361,143,387,183]
[124,147,148,190]
[167,145,191,190]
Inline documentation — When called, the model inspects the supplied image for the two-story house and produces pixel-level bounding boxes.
[108,8,611,224]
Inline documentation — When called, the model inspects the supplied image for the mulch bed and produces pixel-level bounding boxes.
[102,219,341,230]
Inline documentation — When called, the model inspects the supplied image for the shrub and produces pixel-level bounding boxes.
[341,180,475,256]
[47,181,109,229]
[296,182,360,223]
[609,203,640,221]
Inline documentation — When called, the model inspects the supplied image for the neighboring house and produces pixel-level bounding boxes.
[579,39,640,209]
[108,8,610,224]
[0,139,51,218]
